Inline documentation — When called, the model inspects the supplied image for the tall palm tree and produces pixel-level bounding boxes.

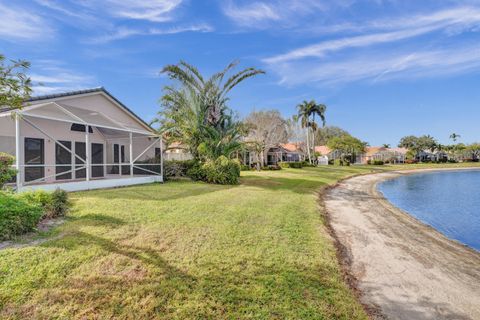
[161,60,264,128]
[450,133,461,143]
[156,61,264,161]
[296,100,326,163]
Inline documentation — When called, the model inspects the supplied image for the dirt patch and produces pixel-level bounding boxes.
[0,217,65,250]
[323,169,480,320]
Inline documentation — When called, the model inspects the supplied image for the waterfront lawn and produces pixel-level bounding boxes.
[1,163,479,319]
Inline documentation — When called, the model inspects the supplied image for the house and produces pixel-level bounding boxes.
[315,145,408,164]
[164,142,193,161]
[357,147,408,164]
[266,143,305,165]
[0,87,164,192]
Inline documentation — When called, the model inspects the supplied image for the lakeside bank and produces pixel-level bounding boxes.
[324,169,480,320]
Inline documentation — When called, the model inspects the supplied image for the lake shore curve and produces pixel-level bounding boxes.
[324,168,480,320]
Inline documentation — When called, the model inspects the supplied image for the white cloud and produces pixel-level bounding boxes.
[30,61,96,95]
[273,44,480,86]
[80,0,183,22]
[0,2,54,41]
[88,23,214,43]
[223,2,281,26]
[266,6,480,64]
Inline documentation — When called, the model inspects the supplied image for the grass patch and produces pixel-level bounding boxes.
[1,163,479,319]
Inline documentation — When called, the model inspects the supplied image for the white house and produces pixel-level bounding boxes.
[0,87,164,192]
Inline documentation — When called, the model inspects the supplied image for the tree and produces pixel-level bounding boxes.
[0,54,32,111]
[450,133,461,143]
[382,144,391,148]
[327,135,366,164]
[467,143,480,160]
[155,61,264,161]
[398,135,437,161]
[244,110,289,169]
[296,100,326,163]
[314,126,349,146]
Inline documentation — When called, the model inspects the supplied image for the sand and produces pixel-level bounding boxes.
[324,169,480,320]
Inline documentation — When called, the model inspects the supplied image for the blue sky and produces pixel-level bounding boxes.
[1,0,480,146]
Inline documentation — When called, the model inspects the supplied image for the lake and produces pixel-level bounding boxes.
[378,170,480,251]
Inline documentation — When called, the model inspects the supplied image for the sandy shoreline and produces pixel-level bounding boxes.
[324,169,480,320]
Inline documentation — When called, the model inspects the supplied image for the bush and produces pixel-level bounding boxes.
[18,189,70,219]
[263,165,281,171]
[188,156,241,185]
[240,164,251,171]
[0,192,43,240]
[333,159,350,166]
[164,160,196,180]
[278,162,303,169]
[372,160,384,165]
[0,153,16,188]
[405,159,418,164]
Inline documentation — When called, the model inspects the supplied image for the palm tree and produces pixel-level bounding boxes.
[382,144,390,148]
[296,100,326,163]
[161,60,264,128]
[156,61,264,161]
[450,133,461,143]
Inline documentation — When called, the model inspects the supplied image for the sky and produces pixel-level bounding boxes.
[1,0,480,146]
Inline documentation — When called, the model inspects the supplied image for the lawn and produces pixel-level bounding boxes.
[1,163,479,319]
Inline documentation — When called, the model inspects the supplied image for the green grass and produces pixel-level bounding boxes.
[1,163,479,319]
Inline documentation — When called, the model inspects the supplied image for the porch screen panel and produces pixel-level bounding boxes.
[75,142,86,179]
[120,145,130,175]
[56,140,72,180]
[91,143,104,178]
[24,138,45,182]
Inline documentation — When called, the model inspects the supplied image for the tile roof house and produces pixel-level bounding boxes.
[0,88,164,192]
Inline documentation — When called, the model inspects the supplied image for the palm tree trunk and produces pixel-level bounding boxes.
[306,127,311,163]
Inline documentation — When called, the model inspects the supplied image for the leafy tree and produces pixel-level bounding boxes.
[244,110,289,169]
[296,100,326,163]
[0,54,32,111]
[398,135,437,160]
[314,126,350,146]
[155,61,264,161]
[327,135,366,163]
[382,144,390,148]
[467,143,480,160]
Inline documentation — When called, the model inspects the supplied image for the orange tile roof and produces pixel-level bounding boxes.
[315,146,332,155]
[280,143,302,152]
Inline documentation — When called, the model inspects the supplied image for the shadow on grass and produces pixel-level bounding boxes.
[80,181,233,202]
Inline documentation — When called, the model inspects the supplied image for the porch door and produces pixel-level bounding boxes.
[91,143,104,178]
[55,140,72,180]
[75,142,86,179]
[24,138,45,182]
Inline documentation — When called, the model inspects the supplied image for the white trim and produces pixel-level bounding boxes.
[18,176,163,193]
[16,90,154,133]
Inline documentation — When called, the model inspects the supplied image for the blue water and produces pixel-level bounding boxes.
[378,170,480,251]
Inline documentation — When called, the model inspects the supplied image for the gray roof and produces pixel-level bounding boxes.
[0,87,154,130]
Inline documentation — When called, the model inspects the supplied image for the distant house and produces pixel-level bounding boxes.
[164,142,193,161]
[0,88,164,192]
[266,143,305,165]
[315,145,408,164]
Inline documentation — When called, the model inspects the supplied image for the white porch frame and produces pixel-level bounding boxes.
[11,104,163,192]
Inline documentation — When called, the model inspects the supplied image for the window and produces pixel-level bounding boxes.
[155,147,161,158]
[120,145,130,175]
[71,123,93,133]
[56,141,72,180]
[75,142,86,179]
[24,138,44,182]
[91,143,104,178]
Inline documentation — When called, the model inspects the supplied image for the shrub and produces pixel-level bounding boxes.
[373,160,384,165]
[405,159,418,164]
[188,156,241,185]
[0,153,16,188]
[263,165,281,171]
[279,162,303,169]
[240,164,251,171]
[19,189,70,219]
[164,160,196,180]
[334,159,350,166]
[0,192,43,240]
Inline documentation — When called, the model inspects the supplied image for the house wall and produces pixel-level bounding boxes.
[0,94,161,185]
